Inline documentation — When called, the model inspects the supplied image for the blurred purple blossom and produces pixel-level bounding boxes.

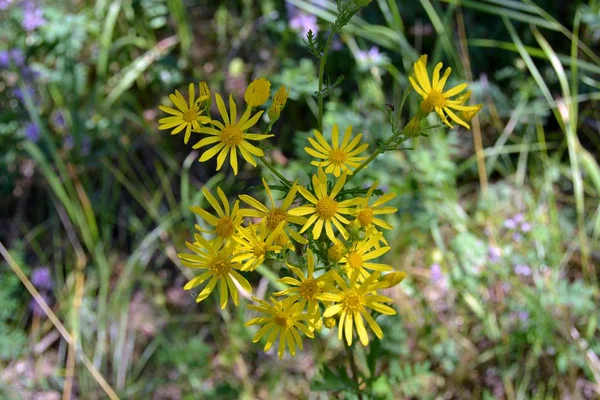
[520,222,531,233]
[24,121,40,142]
[31,266,52,289]
[52,111,66,128]
[29,293,51,317]
[289,13,318,38]
[513,213,524,224]
[430,263,443,283]
[0,49,25,69]
[0,0,15,10]
[13,86,36,103]
[488,245,502,263]
[514,264,531,276]
[512,232,523,243]
[22,0,46,31]
[517,311,529,323]
[357,47,385,66]
[503,218,517,229]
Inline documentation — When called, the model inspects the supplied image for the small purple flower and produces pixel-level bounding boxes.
[357,47,384,65]
[22,0,46,31]
[31,266,52,289]
[24,122,40,142]
[0,49,25,69]
[430,263,443,283]
[512,232,523,243]
[514,264,531,276]
[517,311,529,323]
[289,13,319,37]
[52,111,66,128]
[488,245,502,263]
[13,86,36,103]
[0,0,15,11]
[513,213,524,224]
[504,218,517,229]
[520,222,531,233]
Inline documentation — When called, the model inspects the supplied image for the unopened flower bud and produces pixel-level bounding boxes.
[199,81,211,110]
[381,272,406,288]
[324,317,336,329]
[328,242,345,263]
[268,86,289,123]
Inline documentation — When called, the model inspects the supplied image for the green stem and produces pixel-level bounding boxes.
[345,343,363,400]
[317,31,336,132]
[259,156,292,188]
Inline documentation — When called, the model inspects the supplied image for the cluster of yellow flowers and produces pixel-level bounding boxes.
[158,56,480,358]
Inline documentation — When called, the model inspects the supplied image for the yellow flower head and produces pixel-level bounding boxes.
[353,182,397,230]
[179,234,252,308]
[289,168,361,242]
[239,179,308,245]
[232,222,284,271]
[410,55,482,129]
[244,78,271,107]
[158,83,211,144]
[246,297,315,359]
[274,249,336,315]
[340,233,393,281]
[317,271,396,346]
[193,94,273,175]
[305,124,369,177]
[190,187,244,243]
[324,317,337,329]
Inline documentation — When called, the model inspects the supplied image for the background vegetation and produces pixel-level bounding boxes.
[1,0,599,398]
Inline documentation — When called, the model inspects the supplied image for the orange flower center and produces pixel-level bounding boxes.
[215,217,235,238]
[253,241,267,258]
[342,290,363,312]
[221,124,243,146]
[299,278,319,301]
[315,197,338,220]
[274,313,292,329]
[347,252,363,270]
[210,255,231,278]
[182,109,198,122]
[266,208,287,231]
[422,90,447,113]
[357,208,373,227]
[328,149,347,164]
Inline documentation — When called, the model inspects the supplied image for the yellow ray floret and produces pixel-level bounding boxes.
[158,83,211,144]
[409,55,482,129]
[246,297,315,359]
[232,222,284,271]
[353,182,397,230]
[317,271,396,346]
[239,179,307,245]
[289,168,361,242]
[304,124,369,177]
[193,93,273,175]
[274,249,336,316]
[179,234,252,308]
[190,186,244,244]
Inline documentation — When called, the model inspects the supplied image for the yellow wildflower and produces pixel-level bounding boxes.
[158,83,211,144]
[245,78,271,107]
[274,249,336,315]
[190,187,244,244]
[318,272,396,346]
[340,233,393,281]
[232,222,284,271]
[179,234,252,308]
[239,179,308,244]
[353,182,397,230]
[289,168,361,242]
[409,55,481,129]
[304,124,369,177]
[193,93,273,175]
[246,297,315,359]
